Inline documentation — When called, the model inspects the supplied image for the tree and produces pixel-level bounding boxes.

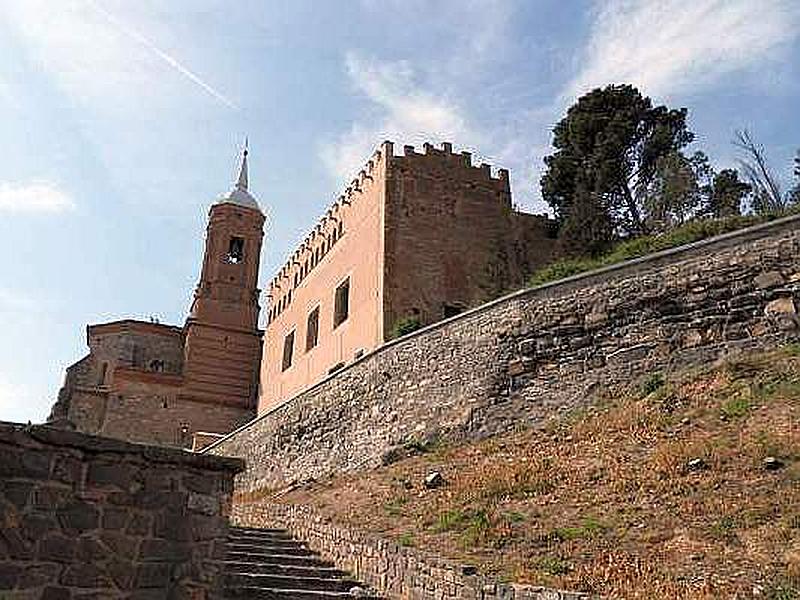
[703,169,751,218]
[733,129,785,214]
[642,151,713,231]
[790,149,800,205]
[541,84,694,249]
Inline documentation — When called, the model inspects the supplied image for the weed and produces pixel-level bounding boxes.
[640,372,665,397]
[721,393,751,419]
[390,316,422,339]
[397,532,415,547]
[503,511,526,523]
[709,515,738,543]
[765,581,800,600]
[432,509,469,533]
[552,517,607,542]
[461,510,492,547]
[783,343,800,358]
[383,496,408,517]
[537,556,571,576]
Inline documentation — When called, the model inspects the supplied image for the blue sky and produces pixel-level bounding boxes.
[1,0,799,424]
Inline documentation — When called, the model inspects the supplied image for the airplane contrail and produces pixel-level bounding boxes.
[88,1,239,111]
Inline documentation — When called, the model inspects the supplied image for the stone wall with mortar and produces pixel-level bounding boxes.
[207,215,800,492]
[0,421,243,599]
[231,501,585,600]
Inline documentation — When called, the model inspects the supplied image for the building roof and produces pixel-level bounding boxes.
[215,143,262,212]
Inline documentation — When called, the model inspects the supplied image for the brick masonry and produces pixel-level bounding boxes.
[0,420,243,599]
[206,214,800,492]
[231,501,586,600]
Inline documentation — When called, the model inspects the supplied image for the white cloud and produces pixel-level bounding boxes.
[0,181,76,214]
[566,0,800,101]
[320,53,482,184]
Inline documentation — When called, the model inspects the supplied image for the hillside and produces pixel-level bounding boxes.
[257,345,800,599]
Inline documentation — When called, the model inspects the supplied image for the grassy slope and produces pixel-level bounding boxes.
[265,345,800,599]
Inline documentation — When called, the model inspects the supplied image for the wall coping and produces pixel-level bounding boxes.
[203,212,800,454]
[1,420,244,473]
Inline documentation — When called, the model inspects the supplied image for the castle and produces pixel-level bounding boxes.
[48,141,557,445]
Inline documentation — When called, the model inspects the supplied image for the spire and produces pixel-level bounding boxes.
[236,137,249,191]
[215,139,261,212]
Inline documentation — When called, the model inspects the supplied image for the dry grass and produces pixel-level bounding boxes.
[249,346,800,599]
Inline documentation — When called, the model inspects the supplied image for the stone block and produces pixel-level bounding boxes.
[58,500,100,533]
[51,456,84,486]
[59,564,112,588]
[0,563,21,589]
[135,562,172,588]
[754,270,784,289]
[126,512,153,536]
[39,534,78,562]
[41,586,72,600]
[187,493,219,516]
[102,507,131,531]
[18,563,61,589]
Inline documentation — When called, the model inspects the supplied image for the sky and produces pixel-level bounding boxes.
[1,0,799,424]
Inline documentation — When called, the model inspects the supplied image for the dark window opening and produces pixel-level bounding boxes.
[282,331,295,372]
[443,303,465,318]
[226,236,245,264]
[334,277,350,328]
[98,362,108,385]
[149,359,165,372]
[328,362,345,375]
[306,307,320,351]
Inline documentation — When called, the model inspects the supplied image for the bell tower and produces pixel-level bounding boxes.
[182,145,266,412]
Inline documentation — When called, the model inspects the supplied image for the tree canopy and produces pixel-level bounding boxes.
[541,84,694,252]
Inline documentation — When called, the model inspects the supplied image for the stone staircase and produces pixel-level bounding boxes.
[223,526,382,599]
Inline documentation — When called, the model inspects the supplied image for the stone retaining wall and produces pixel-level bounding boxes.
[0,421,243,599]
[231,501,586,600]
[207,215,800,491]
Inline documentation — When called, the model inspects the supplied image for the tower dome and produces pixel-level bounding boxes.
[216,143,262,212]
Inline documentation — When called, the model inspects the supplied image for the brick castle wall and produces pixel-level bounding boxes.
[383,142,556,333]
[206,215,800,491]
[231,501,586,600]
[0,420,242,599]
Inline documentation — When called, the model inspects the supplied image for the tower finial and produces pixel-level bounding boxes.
[236,138,249,191]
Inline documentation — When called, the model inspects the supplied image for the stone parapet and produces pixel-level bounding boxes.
[207,214,800,492]
[0,421,243,599]
[231,501,586,600]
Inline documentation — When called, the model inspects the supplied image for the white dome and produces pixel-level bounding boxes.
[215,146,262,212]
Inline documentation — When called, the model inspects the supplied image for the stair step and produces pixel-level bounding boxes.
[225,561,346,578]
[224,586,381,599]
[228,540,307,552]
[225,552,330,567]
[227,545,316,557]
[225,573,358,593]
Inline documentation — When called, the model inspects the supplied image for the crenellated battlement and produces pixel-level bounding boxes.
[266,141,394,321]
[395,140,510,185]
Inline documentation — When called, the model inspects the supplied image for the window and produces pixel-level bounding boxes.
[98,362,108,385]
[306,307,320,351]
[282,331,295,371]
[443,303,465,318]
[226,236,245,263]
[334,277,350,328]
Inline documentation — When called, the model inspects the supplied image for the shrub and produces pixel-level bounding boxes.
[528,214,776,288]
[640,373,665,396]
[390,316,422,339]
